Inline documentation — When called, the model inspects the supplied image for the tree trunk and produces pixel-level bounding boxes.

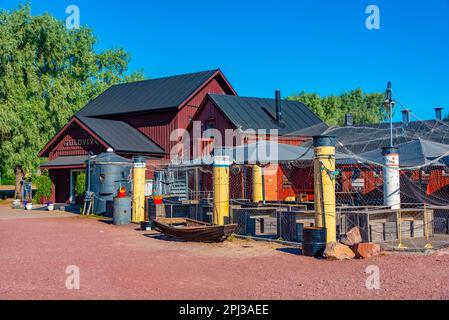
[14,166,24,200]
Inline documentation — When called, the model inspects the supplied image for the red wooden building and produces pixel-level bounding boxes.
[39,70,236,203]
[39,69,449,206]
[39,69,325,204]
[187,93,323,200]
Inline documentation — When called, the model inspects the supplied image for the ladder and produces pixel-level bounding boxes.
[82,191,94,215]
[169,171,189,201]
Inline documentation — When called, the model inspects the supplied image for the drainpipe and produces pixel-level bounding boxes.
[86,152,92,194]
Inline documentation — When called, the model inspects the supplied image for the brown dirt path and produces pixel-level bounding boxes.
[0,207,448,300]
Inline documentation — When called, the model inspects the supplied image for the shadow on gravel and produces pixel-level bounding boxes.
[98,219,113,225]
[143,233,184,242]
[276,247,302,256]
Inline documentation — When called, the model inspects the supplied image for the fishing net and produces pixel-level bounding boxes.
[278,110,449,250]
[157,108,449,250]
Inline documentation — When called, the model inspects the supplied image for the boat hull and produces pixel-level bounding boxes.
[152,218,237,243]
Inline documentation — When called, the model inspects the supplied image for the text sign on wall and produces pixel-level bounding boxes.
[64,138,100,147]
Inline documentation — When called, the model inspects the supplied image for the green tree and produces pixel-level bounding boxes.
[75,172,86,197]
[32,173,52,204]
[287,89,387,126]
[0,5,144,198]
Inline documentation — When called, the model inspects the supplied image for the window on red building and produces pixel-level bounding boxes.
[204,120,214,130]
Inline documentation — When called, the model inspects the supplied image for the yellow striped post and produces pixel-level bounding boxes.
[252,165,264,203]
[396,209,407,249]
[424,203,433,249]
[132,156,146,223]
[313,136,337,243]
[213,156,231,225]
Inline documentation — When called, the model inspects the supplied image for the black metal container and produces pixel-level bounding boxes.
[140,221,152,231]
[295,223,304,243]
[112,197,131,225]
[302,227,327,257]
[89,150,132,215]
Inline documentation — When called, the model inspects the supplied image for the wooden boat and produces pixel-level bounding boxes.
[152,218,237,243]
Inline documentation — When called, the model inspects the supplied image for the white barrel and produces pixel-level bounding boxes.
[213,155,231,167]
[382,147,401,209]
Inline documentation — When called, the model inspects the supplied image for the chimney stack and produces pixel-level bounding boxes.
[402,109,411,124]
[344,113,353,126]
[435,107,444,121]
[275,89,282,122]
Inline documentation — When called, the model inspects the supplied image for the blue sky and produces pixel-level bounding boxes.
[2,0,449,121]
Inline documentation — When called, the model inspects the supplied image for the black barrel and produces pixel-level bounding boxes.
[295,223,304,243]
[140,221,152,231]
[302,227,327,257]
[113,197,131,225]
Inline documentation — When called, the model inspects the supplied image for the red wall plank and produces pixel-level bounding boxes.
[48,123,105,160]
[120,77,233,162]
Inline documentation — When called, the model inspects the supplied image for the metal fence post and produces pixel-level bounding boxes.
[446,216,449,234]
[397,209,407,249]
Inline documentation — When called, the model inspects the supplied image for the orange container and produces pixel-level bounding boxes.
[153,196,163,205]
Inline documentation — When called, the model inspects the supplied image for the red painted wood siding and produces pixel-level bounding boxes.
[188,98,237,156]
[177,78,228,130]
[121,77,232,161]
[194,98,245,198]
[48,123,105,160]
[191,96,313,201]
[121,110,178,160]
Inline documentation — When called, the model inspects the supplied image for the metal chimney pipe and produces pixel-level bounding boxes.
[344,113,353,126]
[435,107,444,121]
[275,90,282,122]
[383,81,394,148]
[402,109,410,124]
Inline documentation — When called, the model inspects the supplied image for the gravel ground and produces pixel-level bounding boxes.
[0,206,448,300]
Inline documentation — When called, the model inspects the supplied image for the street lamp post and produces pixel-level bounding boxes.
[384,81,395,147]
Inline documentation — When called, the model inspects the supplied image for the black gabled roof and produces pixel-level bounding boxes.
[41,155,89,168]
[208,94,325,135]
[77,70,220,117]
[77,116,165,154]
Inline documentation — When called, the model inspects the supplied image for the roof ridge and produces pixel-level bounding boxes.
[111,69,219,87]
[77,115,118,121]
[209,93,292,101]
[77,69,225,117]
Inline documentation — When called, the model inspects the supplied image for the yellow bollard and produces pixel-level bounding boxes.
[313,136,337,243]
[252,165,264,203]
[396,210,407,249]
[132,156,146,223]
[423,203,433,249]
[213,156,231,225]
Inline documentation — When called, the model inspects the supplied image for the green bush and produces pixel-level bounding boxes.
[0,177,15,185]
[75,172,86,197]
[32,174,52,204]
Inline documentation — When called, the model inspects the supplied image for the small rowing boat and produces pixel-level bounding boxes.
[152,218,237,243]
